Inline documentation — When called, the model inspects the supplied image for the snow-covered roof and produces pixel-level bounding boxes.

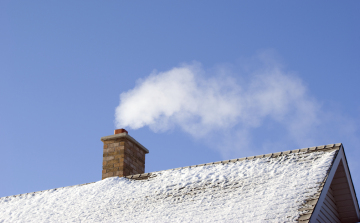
[1,143,358,222]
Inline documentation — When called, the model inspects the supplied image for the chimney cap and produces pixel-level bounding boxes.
[114,128,128,135]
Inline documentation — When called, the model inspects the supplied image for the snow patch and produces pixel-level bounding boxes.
[0,151,335,222]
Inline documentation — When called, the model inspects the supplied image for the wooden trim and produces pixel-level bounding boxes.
[341,147,360,219]
[310,146,360,222]
[310,149,342,222]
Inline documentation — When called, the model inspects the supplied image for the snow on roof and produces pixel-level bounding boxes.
[0,145,339,222]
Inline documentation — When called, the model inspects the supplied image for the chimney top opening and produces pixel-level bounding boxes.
[114,128,128,135]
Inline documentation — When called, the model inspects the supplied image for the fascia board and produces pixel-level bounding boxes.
[340,145,360,220]
[309,148,343,222]
[310,146,360,222]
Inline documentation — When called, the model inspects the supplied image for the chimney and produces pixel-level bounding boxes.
[101,129,149,180]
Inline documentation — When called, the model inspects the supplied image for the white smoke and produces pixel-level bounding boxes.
[115,63,244,137]
[115,58,356,157]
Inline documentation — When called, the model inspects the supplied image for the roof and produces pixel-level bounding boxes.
[1,143,359,222]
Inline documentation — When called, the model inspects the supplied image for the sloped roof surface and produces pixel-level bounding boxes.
[0,145,340,222]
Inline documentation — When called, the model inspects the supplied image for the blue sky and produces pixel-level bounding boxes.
[0,1,359,198]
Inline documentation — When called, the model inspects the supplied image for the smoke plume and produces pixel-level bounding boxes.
[115,57,357,157]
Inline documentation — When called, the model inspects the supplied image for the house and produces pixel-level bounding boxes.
[0,129,359,222]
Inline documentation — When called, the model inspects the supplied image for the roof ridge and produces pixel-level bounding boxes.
[1,143,342,198]
[125,143,342,180]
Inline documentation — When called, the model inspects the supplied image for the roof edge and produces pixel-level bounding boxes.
[341,144,360,217]
[299,145,341,222]
[126,143,342,180]
[308,144,360,222]
[1,143,342,198]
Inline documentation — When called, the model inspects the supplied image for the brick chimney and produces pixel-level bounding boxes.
[101,129,149,180]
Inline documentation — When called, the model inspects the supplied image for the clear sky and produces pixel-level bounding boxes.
[1,1,359,198]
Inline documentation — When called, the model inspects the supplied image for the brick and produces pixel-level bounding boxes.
[103,163,114,169]
[107,151,120,156]
[125,141,132,147]
[106,167,119,173]
[114,155,124,160]
[114,146,125,151]
[102,172,113,178]
[115,171,124,176]
[103,156,114,162]
[106,159,119,165]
